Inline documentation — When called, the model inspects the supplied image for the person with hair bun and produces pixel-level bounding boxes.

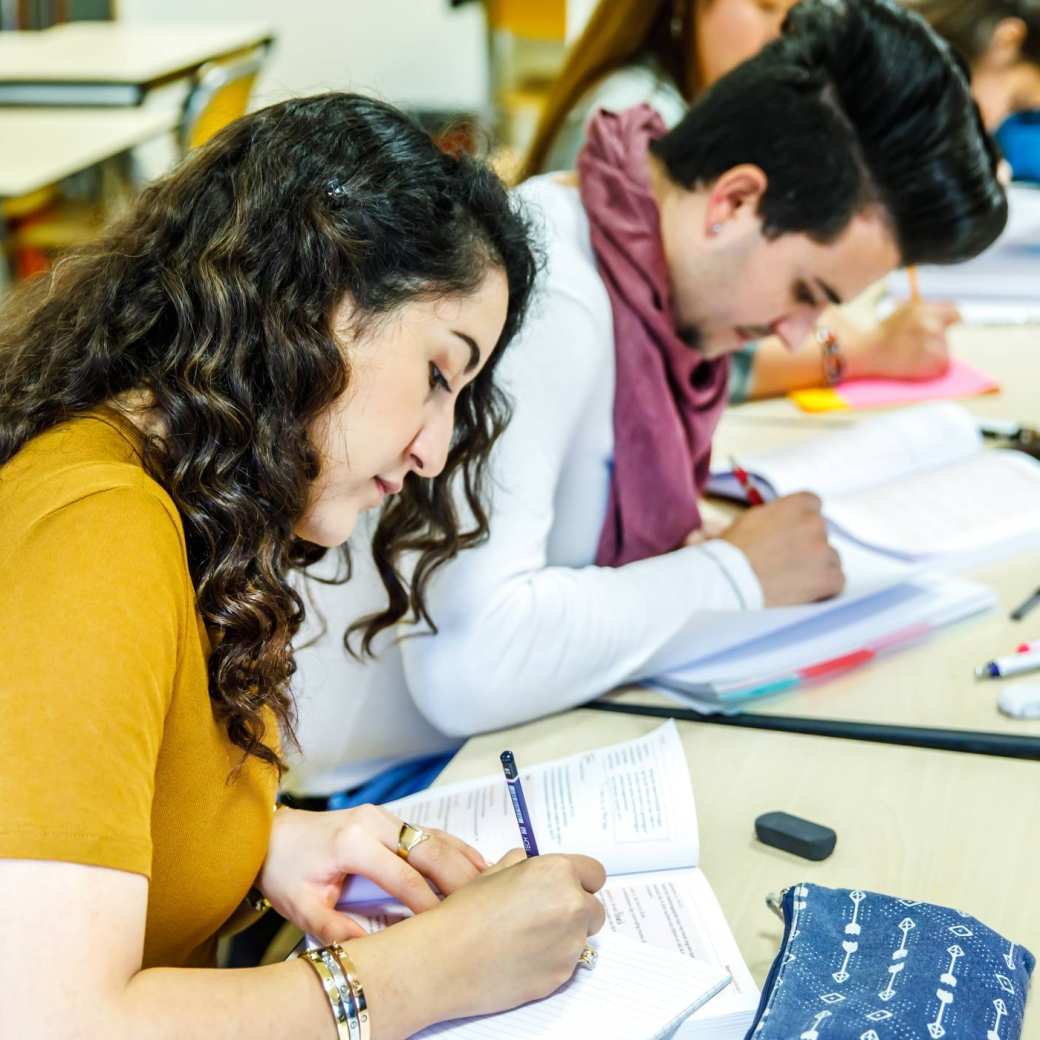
[0,92,608,1039]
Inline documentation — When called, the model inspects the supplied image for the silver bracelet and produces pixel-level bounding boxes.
[320,946,362,1040]
[334,944,372,1040]
[300,946,352,1040]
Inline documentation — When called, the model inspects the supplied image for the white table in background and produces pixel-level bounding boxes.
[0,21,274,106]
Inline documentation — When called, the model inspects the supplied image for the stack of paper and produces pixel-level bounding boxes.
[789,358,999,413]
[654,573,995,710]
[679,403,1040,707]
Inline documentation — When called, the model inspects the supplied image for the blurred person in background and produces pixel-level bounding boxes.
[909,0,1040,181]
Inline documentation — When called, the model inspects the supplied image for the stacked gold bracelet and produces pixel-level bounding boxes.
[300,943,371,1040]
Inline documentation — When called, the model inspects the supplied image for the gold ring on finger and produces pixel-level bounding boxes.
[396,821,431,861]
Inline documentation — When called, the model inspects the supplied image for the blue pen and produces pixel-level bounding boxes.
[500,750,540,856]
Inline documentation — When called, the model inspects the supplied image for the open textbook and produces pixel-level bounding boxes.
[337,722,760,1040]
[707,402,1040,563]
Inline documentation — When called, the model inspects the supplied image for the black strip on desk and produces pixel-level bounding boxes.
[585,700,1040,760]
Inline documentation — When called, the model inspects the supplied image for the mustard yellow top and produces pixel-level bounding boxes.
[0,410,279,968]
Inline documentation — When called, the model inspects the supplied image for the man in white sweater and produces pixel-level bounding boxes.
[285,0,1006,802]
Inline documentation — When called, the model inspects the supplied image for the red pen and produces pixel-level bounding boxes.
[730,455,765,507]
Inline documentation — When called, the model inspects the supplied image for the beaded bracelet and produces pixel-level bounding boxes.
[817,325,847,386]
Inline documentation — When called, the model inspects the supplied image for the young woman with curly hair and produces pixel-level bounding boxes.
[0,92,606,1039]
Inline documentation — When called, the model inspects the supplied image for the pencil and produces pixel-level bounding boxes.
[907,265,921,303]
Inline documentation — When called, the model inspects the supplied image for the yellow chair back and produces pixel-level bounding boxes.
[181,51,265,153]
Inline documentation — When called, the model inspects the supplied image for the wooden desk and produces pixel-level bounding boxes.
[0,22,273,106]
[438,709,1040,1037]
[604,319,1040,753]
[0,107,177,197]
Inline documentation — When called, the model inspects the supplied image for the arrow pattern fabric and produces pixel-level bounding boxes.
[747,884,1034,1040]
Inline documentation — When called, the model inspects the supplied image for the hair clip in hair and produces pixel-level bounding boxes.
[325,178,347,199]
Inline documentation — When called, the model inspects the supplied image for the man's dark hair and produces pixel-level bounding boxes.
[651,0,1008,265]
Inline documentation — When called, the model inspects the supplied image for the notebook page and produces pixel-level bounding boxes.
[601,867,759,1023]
[412,930,730,1040]
[728,402,981,501]
[826,450,1040,559]
[337,722,699,906]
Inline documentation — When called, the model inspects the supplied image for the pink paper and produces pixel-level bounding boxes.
[837,358,999,409]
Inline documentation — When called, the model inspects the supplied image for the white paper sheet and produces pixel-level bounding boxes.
[826,450,1040,558]
[337,721,699,906]
[709,402,981,502]
[601,868,759,1021]
[411,930,731,1040]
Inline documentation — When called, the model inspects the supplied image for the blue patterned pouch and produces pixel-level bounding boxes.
[747,884,1035,1040]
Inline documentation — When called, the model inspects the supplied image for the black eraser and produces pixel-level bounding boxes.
[755,811,836,861]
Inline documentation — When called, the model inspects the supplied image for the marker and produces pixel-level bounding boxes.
[500,750,540,856]
[1010,586,1040,623]
[978,418,1024,440]
[974,649,1040,680]
[730,455,765,507]
[1016,640,1040,653]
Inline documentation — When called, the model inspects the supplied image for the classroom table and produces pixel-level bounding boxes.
[0,105,178,288]
[599,319,1040,756]
[0,21,274,106]
[436,708,1040,1038]
[0,106,178,197]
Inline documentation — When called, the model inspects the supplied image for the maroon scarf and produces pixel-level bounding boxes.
[578,104,730,568]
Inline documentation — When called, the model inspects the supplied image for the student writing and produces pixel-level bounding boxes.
[521,0,963,403]
[0,93,606,1040]
[288,0,1008,802]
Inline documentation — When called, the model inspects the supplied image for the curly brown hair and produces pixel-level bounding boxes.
[0,93,537,773]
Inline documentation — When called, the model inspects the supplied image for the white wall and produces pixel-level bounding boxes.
[117,0,490,112]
